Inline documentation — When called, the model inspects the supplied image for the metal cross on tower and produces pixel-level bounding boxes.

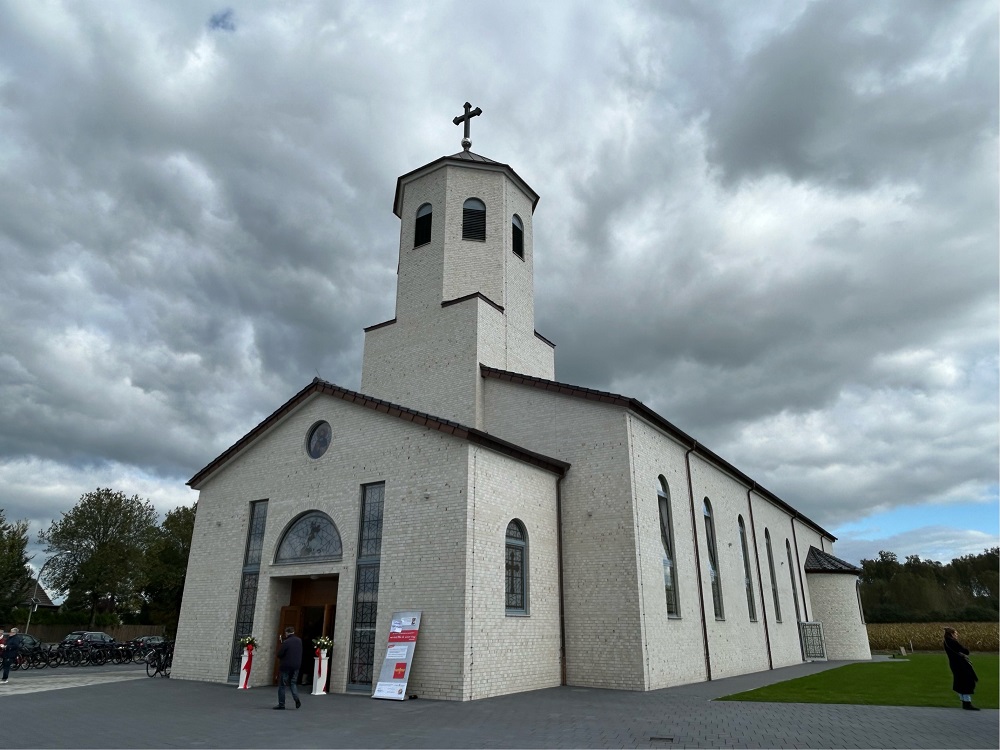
[453,102,482,151]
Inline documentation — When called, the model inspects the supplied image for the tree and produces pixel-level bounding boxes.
[141,503,196,636]
[0,509,33,621]
[38,488,158,627]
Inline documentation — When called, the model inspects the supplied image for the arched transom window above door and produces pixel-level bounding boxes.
[274,511,343,564]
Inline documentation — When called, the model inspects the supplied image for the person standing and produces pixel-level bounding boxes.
[944,627,979,711]
[274,626,302,710]
[1,627,21,683]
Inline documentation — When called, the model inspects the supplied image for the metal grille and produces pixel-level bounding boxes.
[348,483,384,688]
[800,622,827,660]
[505,544,525,611]
[229,572,259,675]
[244,500,268,567]
[229,500,267,678]
[348,563,380,685]
[358,484,384,559]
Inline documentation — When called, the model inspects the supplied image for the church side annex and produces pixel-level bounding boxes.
[172,105,870,701]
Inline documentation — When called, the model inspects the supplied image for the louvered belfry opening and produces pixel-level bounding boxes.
[414,203,432,247]
[462,198,486,240]
[512,214,524,258]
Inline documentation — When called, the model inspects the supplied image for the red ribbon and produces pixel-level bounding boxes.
[246,642,254,654]
[315,647,321,657]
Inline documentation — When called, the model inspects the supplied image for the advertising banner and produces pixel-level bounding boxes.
[372,611,421,700]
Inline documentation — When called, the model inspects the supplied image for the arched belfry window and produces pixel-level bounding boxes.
[463,198,486,241]
[657,477,679,617]
[414,203,432,247]
[703,498,724,619]
[511,214,524,259]
[505,519,528,614]
[274,511,343,564]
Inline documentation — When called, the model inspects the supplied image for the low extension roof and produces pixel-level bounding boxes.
[480,365,836,541]
[188,378,569,489]
[393,151,539,217]
[804,546,862,574]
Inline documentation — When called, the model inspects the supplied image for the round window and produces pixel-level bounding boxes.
[306,421,332,459]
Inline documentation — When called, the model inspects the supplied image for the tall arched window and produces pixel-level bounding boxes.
[703,498,724,619]
[505,519,528,614]
[511,214,524,258]
[658,477,679,617]
[274,511,343,564]
[414,203,432,247]
[463,198,486,240]
[765,529,781,622]
[738,516,756,621]
[786,540,801,622]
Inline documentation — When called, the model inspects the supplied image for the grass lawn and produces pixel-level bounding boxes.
[718,653,998,709]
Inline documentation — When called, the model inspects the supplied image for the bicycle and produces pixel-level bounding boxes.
[145,642,173,678]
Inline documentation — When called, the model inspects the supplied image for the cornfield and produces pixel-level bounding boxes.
[867,621,999,652]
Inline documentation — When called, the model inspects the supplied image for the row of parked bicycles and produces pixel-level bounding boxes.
[11,631,174,678]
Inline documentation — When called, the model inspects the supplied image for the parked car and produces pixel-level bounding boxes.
[60,631,116,647]
[129,635,166,650]
[16,633,44,653]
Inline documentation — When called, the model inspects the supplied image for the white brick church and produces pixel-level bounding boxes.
[173,106,870,700]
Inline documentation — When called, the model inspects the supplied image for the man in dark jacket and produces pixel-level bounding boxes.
[1,627,22,683]
[274,626,302,709]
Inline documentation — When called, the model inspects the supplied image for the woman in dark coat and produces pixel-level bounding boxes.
[944,627,979,710]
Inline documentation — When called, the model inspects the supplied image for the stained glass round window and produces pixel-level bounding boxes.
[306,421,332,459]
[275,511,343,564]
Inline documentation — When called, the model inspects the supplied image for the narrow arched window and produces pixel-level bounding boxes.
[738,516,756,621]
[658,477,679,617]
[505,519,527,614]
[463,198,486,240]
[765,529,781,622]
[786,540,801,622]
[414,203,432,247]
[703,498,724,619]
[511,214,524,259]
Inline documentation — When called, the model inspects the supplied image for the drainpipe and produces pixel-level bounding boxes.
[556,473,567,686]
[746,484,772,670]
[684,445,711,681]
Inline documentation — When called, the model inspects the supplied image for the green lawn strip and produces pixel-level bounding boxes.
[717,653,998,709]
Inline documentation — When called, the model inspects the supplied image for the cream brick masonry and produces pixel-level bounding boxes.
[174,138,869,701]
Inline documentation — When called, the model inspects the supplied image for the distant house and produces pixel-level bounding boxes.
[24,578,59,611]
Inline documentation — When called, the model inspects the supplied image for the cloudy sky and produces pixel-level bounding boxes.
[1,0,996,581]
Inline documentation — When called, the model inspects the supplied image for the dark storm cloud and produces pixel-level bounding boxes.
[0,1,995,566]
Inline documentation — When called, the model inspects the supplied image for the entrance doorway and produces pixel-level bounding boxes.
[275,576,338,689]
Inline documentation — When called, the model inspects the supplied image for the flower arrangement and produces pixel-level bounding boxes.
[313,635,334,650]
[239,635,258,648]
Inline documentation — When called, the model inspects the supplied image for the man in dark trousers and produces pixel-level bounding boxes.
[274,626,302,709]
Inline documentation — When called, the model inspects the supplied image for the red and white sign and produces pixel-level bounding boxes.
[372,611,421,700]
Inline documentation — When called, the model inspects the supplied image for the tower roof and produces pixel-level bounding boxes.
[393,151,539,217]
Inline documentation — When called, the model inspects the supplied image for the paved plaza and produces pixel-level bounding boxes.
[1,659,996,748]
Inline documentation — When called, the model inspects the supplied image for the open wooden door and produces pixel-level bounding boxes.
[273,605,303,684]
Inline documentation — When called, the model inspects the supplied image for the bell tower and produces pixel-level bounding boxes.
[360,104,555,428]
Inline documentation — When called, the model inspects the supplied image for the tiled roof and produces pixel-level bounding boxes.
[804,546,861,574]
[446,150,501,164]
[480,365,836,541]
[25,578,57,608]
[187,378,569,488]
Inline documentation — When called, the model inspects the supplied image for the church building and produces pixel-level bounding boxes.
[172,105,870,700]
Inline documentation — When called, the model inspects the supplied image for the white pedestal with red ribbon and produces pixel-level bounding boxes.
[311,649,329,695]
[237,645,254,689]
